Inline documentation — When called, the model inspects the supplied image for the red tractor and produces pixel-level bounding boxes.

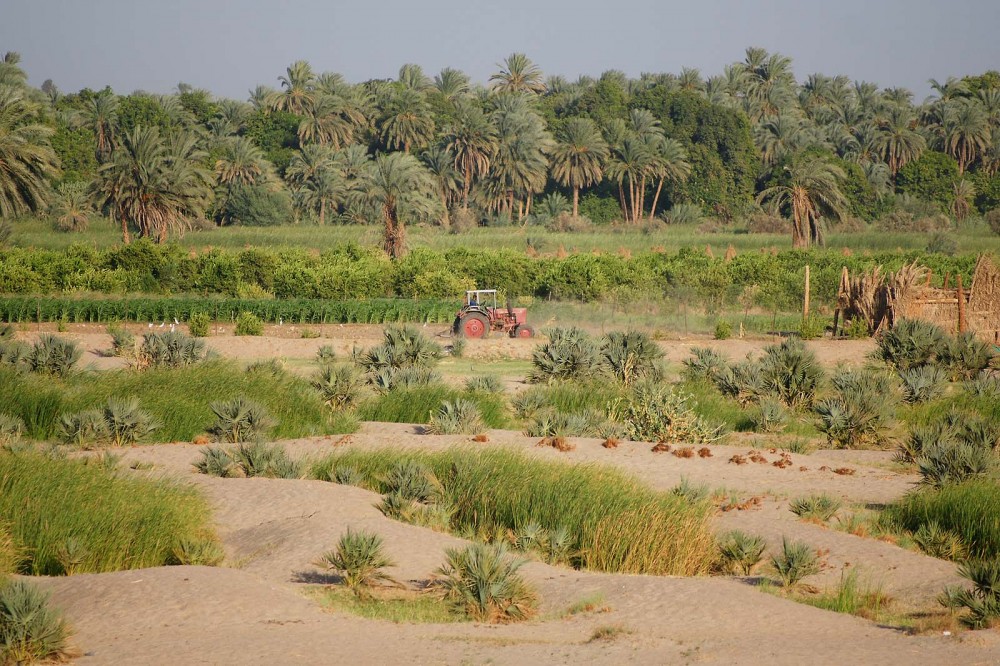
[453,289,534,339]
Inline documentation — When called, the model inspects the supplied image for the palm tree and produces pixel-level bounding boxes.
[941,99,991,174]
[270,60,316,115]
[490,53,545,95]
[678,67,704,93]
[606,137,652,223]
[434,68,470,100]
[488,97,552,219]
[298,94,365,148]
[214,137,271,187]
[355,152,438,258]
[951,179,976,221]
[286,144,337,224]
[443,100,497,209]
[397,64,432,91]
[0,52,27,88]
[85,93,118,162]
[647,137,691,220]
[378,87,435,153]
[422,145,461,225]
[96,126,212,243]
[550,118,608,217]
[875,106,925,177]
[0,87,60,217]
[756,155,847,248]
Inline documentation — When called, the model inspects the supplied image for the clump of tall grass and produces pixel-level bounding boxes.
[320,529,396,597]
[0,414,23,447]
[170,537,225,566]
[312,364,367,410]
[789,495,842,522]
[0,579,73,665]
[464,375,504,394]
[315,344,336,365]
[748,399,787,433]
[436,543,537,623]
[886,481,1000,561]
[0,453,215,575]
[358,385,507,428]
[26,335,81,378]
[804,568,890,621]
[107,325,136,358]
[612,381,723,445]
[913,522,968,560]
[426,400,486,435]
[369,366,441,393]
[310,447,716,576]
[528,327,604,383]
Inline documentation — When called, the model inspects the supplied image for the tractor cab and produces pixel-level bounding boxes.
[454,289,533,339]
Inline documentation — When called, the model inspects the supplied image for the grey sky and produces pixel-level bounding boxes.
[3,0,998,101]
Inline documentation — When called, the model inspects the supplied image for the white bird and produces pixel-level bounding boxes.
[279,318,283,326]
[170,324,176,332]
[148,323,153,329]
[174,317,179,325]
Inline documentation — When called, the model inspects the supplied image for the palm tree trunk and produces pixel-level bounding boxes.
[120,214,131,245]
[649,178,665,221]
[639,175,647,219]
[320,199,326,226]
[617,183,627,221]
[462,165,471,210]
[572,186,579,218]
[792,206,807,249]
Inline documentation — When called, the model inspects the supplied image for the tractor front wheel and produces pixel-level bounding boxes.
[512,324,534,338]
[459,313,491,338]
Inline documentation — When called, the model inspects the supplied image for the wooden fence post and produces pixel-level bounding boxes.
[957,274,967,333]
[803,265,811,322]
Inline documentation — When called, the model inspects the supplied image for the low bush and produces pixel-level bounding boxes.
[916,442,996,488]
[436,543,537,623]
[137,331,207,369]
[713,321,732,340]
[612,382,723,445]
[0,453,214,575]
[107,325,135,357]
[311,364,366,410]
[941,559,1000,628]
[320,529,396,597]
[208,396,274,443]
[758,338,823,408]
[426,400,486,435]
[872,319,946,371]
[815,368,897,448]
[899,366,947,404]
[234,311,263,336]
[0,579,73,665]
[716,530,766,575]
[937,332,994,381]
[170,537,225,566]
[682,347,729,384]
[463,375,504,394]
[771,538,821,587]
[310,447,716,576]
[230,441,301,479]
[26,335,80,378]
[790,495,842,522]
[748,399,787,434]
[187,312,211,337]
[913,522,967,560]
[528,327,604,383]
[357,325,442,374]
[600,331,663,386]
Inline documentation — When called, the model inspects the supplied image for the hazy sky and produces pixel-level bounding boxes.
[3,0,999,101]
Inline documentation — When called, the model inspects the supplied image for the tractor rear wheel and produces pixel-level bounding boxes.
[513,324,534,338]
[459,312,491,338]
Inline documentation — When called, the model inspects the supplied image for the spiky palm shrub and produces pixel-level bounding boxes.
[0,340,29,371]
[682,347,730,384]
[789,495,842,522]
[671,477,710,503]
[170,537,225,566]
[511,390,547,420]
[717,531,766,576]
[108,326,135,358]
[759,338,823,408]
[315,344,336,365]
[941,559,1000,629]
[194,446,237,478]
[899,366,947,404]
[27,335,81,378]
[749,399,787,433]
[427,399,485,435]
[524,408,605,438]
[57,410,107,448]
[600,331,663,386]
[873,319,946,371]
[312,364,366,409]
[464,375,504,394]
[938,332,995,381]
[208,396,274,443]
[913,522,967,560]
[543,525,574,565]
[384,460,441,503]
[715,358,767,406]
[612,382,723,445]
[370,366,441,393]
[917,442,997,488]
[231,441,301,479]
[138,331,207,369]
[966,372,1000,399]
[815,368,897,448]
[771,538,820,587]
[0,414,23,447]
[55,537,90,575]
[528,327,604,383]
[358,325,443,374]
[103,396,159,447]
[0,579,72,664]
[320,529,396,597]
[436,543,537,623]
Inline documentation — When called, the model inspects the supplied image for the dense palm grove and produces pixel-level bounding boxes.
[2,48,1000,254]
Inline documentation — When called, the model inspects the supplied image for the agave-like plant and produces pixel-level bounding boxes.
[464,375,505,394]
[383,459,442,503]
[682,347,729,384]
[814,368,897,448]
[58,410,108,448]
[193,446,237,478]
[138,331,207,369]
[941,559,1000,628]
[758,338,823,408]
[770,537,820,587]
[898,365,947,404]
[27,335,81,378]
[231,441,301,479]
[937,332,994,381]
[917,442,997,488]
[357,325,443,373]
[872,319,946,371]
[320,528,397,596]
[715,358,767,406]
[436,543,537,623]
[600,330,663,386]
[208,396,275,443]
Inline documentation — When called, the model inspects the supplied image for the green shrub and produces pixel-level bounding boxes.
[798,316,826,340]
[315,345,336,366]
[938,332,994,381]
[613,382,723,444]
[321,529,396,597]
[0,414,23,447]
[358,385,507,428]
[187,312,211,337]
[941,559,1000,628]
[528,327,604,383]
[231,441,301,479]
[899,366,947,404]
[716,531,766,575]
[369,366,441,393]
[221,182,292,226]
[310,447,716,576]
[671,476,710,503]
[873,319,946,371]
[138,331,207,368]
[600,331,663,386]
[194,446,237,478]
[713,321,732,340]
[715,358,767,406]
[789,495,842,522]
[311,364,366,410]
[916,442,996,488]
[464,375,504,394]
[436,543,537,623]
[234,311,263,336]
[815,368,897,448]
[682,347,729,384]
[887,481,1000,560]
[426,399,486,435]
[26,335,81,378]
[759,338,823,408]
[449,338,466,358]
[913,522,967,560]
[107,325,136,357]
[842,318,870,339]
[966,372,1000,399]
[57,409,107,448]
[103,396,159,447]
[357,325,442,373]
[748,399,787,434]
[0,579,72,665]
[0,453,214,575]
[170,537,225,566]
[208,396,274,443]
[771,538,820,587]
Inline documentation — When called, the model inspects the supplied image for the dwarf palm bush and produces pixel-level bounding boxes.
[672,476,710,503]
[600,331,663,386]
[384,460,441,503]
[427,399,485,435]
[194,446,238,478]
[917,442,996,488]
[0,340,29,370]
[0,414,23,447]
[0,579,72,665]
[941,559,1000,629]
[312,364,366,409]
[759,338,823,408]
[358,325,442,373]
[231,441,301,479]
[528,327,604,383]
[682,347,729,384]
[321,529,396,596]
[436,543,537,623]
[138,331,207,369]
[966,372,1000,399]
[717,531,766,575]
[170,537,225,566]
[613,382,723,444]
[873,319,946,371]
[888,481,1000,561]
[815,368,897,448]
[103,396,159,446]
[370,366,441,392]
[913,522,967,560]
[55,537,90,575]
[790,495,842,522]
[315,344,336,365]
[715,358,767,406]
[27,335,81,378]
[749,399,787,433]
[899,366,947,403]
[937,332,994,381]
[771,538,820,587]
[464,375,504,394]
[208,396,274,443]
[108,325,136,357]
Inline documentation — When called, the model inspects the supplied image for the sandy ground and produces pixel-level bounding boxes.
[15,324,999,663]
